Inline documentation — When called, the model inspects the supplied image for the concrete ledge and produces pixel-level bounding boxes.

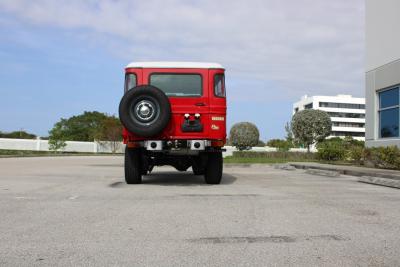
[274,164,296,171]
[359,176,400,189]
[305,169,340,177]
[290,162,400,181]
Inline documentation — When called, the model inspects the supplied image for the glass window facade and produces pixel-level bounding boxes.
[327,112,365,118]
[319,102,365,109]
[380,88,399,109]
[331,131,364,137]
[379,87,399,138]
[332,122,365,128]
[304,103,313,109]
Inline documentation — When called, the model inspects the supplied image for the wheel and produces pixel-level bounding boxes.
[204,152,223,184]
[125,147,142,184]
[119,85,171,137]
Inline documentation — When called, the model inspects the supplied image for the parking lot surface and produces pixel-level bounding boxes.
[1,156,400,266]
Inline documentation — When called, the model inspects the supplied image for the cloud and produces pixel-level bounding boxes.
[0,0,365,100]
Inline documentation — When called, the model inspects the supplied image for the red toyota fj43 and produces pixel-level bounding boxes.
[119,62,226,184]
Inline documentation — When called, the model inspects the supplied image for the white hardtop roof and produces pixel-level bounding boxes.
[126,61,224,69]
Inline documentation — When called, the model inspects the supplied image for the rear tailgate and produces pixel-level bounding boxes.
[143,68,210,139]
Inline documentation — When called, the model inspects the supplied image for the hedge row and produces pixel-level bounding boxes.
[232,151,317,160]
[232,142,400,171]
[316,138,400,170]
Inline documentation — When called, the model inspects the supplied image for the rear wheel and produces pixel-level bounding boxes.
[125,147,142,184]
[204,152,223,184]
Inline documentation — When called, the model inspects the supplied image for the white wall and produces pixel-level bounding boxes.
[366,0,400,71]
[0,139,313,156]
[365,0,400,148]
[0,138,125,153]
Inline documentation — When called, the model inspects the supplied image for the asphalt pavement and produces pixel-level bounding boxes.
[1,156,399,266]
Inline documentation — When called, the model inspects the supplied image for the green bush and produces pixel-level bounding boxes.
[317,137,366,162]
[232,151,317,160]
[229,122,260,151]
[366,146,400,169]
[266,139,292,151]
[316,138,347,161]
[348,146,364,164]
[317,137,400,170]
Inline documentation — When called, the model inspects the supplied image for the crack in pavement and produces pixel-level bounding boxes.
[188,234,349,244]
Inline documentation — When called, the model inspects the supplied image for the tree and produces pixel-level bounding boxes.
[48,111,123,153]
[284,121,293,144]
[95,116,123,153]
[48,123,67,152]
[291,109,331,152]
[49,111,109,142]
[229,122,260,151]
[0,130,36,139]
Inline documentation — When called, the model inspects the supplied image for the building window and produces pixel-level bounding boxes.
[304,103,313,109]
[319,102,365,109]
[327,112,365,118]
[332,122,365,128]
[294,107,299,113]
[379,87,399,138]
[331,131,365,137]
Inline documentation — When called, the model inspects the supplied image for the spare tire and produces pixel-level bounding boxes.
[119,85,171,137]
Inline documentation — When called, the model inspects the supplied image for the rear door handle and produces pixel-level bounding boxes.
[195,102,206,106]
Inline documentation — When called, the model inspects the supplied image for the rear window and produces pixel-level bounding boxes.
[125,73,137,91]
[150,74,202,97]
[214,74,225,97]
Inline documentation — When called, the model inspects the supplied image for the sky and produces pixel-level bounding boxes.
[0,0,365,140]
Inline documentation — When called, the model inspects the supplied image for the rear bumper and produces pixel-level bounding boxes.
[127,139,225,154]
[145,140,209,151]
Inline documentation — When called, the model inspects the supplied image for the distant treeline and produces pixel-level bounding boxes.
[0,131,37,139]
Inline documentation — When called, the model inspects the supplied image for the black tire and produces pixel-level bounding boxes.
[125,147,142,184]
[204,152,223,184]
[119,85,171,137]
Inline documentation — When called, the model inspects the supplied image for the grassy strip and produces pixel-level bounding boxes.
[223,156,318,164]
[0,149,122,158]
[223,155,366,169]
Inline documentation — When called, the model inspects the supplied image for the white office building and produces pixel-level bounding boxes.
[293,95,366,141]
[365,0,400,147]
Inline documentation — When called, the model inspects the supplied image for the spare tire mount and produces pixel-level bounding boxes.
[119,85,171,137]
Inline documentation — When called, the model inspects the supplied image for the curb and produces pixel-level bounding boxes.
[289,162,400,189]
[359,176,400,189]
[289,163,400,180]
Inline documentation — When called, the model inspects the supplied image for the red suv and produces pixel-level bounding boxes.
[119,62,226,184]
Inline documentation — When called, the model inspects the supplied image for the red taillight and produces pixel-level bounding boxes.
[211,140,225,147]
